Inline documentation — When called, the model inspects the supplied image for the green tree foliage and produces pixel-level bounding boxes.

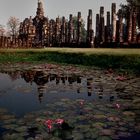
[73,16,87,41]
[120,0,140,29]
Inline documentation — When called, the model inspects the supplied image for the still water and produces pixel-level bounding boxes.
[0,64,140,140]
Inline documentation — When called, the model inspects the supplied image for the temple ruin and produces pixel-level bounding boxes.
[0,0,140,48]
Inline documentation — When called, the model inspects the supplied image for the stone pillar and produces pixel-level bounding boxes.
[49,19,55,46]
[116,20,119,42]
[127,8,133,42]
[137,34,140,44]
[99,7,105,43]
[65,21,68,44]
[49,20,52,47]
[73,29,77,43]
[106,11,111,42]
[7,37,10,48]
[87,9,94,47]
[5,37,8,48]
[105,25,107,42]
[95,14,100,47]
[77,12,82,45]
[96,14,100,41]
[111,3,117,42]
[44,19,49,47]
[118,9,123,43]
[89,30,94,47]
[55,17,61,45]
[132,7,137,43]
[68,14,73,44]
[2,36,5,48]
[60,16,66,44]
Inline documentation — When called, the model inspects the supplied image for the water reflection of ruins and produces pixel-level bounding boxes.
[2,70,117,103]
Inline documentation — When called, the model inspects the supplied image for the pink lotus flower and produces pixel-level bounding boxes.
[44,119,53,132]
[79,99,84,106]
[44,118,65,132]
[80,101,84,105]
[116,76,127,81]
[55,119,64,125]
[115,103,121,109]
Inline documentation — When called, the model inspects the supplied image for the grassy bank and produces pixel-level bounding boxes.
[0,48,140,74]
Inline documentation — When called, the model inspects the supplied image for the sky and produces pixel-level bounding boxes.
[0,0,126,30]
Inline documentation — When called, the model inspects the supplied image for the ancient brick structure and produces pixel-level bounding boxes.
[111,3,117,42]
[0,1,139,48]
[118,9,123,43]
[55,17,61,46]
[68,14,74,44]
[49,19,55,46]
[99,7,105,43]
[18,0,48,47]
[95,14,100,46]
[132,7,137,43]
[106,11,111,42]
[127,9,133,42]
[60,17,66,44]
[33,0,48,46]
[77,12,82,45]
[65,22,69,44]
[87,9,94,47]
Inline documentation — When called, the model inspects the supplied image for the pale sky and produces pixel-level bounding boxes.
[0,0,126,30]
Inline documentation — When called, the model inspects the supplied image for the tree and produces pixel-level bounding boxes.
[0,24,5,36]
[120,0,140,29]
[7,16,20,37]
[127,0,140,6]
[73,16,87,41]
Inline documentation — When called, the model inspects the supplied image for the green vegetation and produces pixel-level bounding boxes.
[0,48,140,74]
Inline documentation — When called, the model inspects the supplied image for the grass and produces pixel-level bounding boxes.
[1,48,140,55]
[0,48,140,74]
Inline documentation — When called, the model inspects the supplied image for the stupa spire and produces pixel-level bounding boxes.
[36,0,44,17]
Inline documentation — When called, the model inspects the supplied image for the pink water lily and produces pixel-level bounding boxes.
[80,101,84,106]
[44,119,53,132]
[116,76,127,81]
[55,119,64,125]
[115,103,121,109]
[79,99,84,106]
[44,118,65,132]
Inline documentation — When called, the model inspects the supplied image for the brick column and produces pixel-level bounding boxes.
[61,16,66,44]
[132,7,137,43]
[87,9,94,47]
[118,9,123,43]
[127,8,132,42]
[106,11,111,42]
[68,14,73,44]
[77,12,82,45]
[55,17,61,45]
[95,14,100,46]
[99,7,105,43]
[111,3,117,42]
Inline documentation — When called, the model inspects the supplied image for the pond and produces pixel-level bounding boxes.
[0,63,140,140]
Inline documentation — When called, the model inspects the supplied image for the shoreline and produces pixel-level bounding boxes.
[0,48,140,75]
